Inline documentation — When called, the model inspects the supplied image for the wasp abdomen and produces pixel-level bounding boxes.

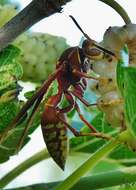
[41,118,68,170]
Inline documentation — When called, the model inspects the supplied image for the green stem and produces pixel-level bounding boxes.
[53,138,119,190]
[71,166,136,190]
[98,0,131,24]
[0,149,49,189]
[11,166,136,190]
[6,166,136,190]
[0,138,119,189]
[0,133,111,188]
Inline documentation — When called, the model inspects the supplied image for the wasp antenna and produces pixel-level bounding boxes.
[69,15,93,42]
[95,44,116,56]
[69,15,115,57]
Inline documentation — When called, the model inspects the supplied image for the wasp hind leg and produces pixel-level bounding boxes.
[57,114,111,140]
[58,92,111,140]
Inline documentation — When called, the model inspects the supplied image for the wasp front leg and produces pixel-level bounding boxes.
[72,69,98,80]
[69,80,91,107]
[65,92,98,133]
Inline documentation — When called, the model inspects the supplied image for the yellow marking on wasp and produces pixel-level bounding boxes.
[77,48,81,64]
[45,103,54,107]
[44,124,54,129]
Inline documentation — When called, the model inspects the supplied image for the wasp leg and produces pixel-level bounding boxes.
[70,90,90,107]
[59,92,98,133]
[58,91,111,139]
[67,92,97,133]
[72,69,98,80]
[73,83,85,97]
[57,114,111,140]
[74,102,98,133]
[58,92,74,113]
[81,78,87,90]
[72,83,97,106]
[79,79,87,90]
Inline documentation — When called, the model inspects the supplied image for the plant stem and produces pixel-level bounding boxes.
[8,166,136,190]
[0,0,72,50]
[0,138,119,189]
[71,166,136,190]
[53,138,119,190]
[0,149,49,189]
[98,0,131,24]
[0,138,109,189]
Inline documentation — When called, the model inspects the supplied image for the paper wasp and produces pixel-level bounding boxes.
[0,16,115,169]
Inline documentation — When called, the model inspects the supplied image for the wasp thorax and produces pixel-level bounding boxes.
[82,39,103,60]
[82,58,90,73]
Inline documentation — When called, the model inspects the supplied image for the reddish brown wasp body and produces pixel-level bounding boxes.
[41,94,68,170]
[0,16,114,170]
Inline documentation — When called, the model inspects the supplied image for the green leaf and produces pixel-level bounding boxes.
[0,45,28,163]
[24,90,36,100]
[0,73,15,91]
[0,77,60,163]
[7,184,49,190]
[0,128,28,163]
[116,46,129,96]
[116,59,125,96]
[0,106,41,163]
[116,48,136,151]
[0,45,23,91]
[0,0,9,5]
[110,144,136,161]
[124,67,136,135]
[0,45,20,66]
[0,101,20,132]
[91,159,123,174]
[0,69,60,163]
[0,45,23,132]
[0,45,23,78]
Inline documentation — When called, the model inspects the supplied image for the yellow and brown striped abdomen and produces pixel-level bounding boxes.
[41,105,68,170]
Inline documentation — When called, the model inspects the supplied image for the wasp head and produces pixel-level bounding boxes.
[82,39,104,60]
[70,15,116,60]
